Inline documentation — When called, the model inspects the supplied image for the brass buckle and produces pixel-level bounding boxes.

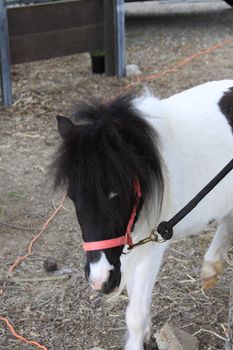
[127,228,166,251]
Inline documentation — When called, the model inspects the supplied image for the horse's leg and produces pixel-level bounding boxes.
[125,243,169,350]
[201,210,233,289]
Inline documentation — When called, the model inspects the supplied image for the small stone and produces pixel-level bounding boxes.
[43,256,58,272]
[154,322,199,350]
[87,348,106,350]
[126,64,142,77]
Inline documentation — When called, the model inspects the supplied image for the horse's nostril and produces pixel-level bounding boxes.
[90,281,104,291]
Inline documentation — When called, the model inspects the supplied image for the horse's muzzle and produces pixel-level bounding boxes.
[100,268,121,294]
[86,265,121,295]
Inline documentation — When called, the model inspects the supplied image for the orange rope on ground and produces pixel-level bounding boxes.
[0,193,66,349]
[122,36,233,92]
[8,192,67,273]
[0,316,48,350]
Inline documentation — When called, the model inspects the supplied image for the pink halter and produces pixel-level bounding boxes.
[82,180,142,251]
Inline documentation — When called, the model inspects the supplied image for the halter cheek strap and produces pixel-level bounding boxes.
[82,180,142,251]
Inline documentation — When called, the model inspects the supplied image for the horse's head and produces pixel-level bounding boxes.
[52,94,163,294]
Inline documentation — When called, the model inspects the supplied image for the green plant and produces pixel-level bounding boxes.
[7,191,26,199]
[0,205,5,218]
[90,49,105,57]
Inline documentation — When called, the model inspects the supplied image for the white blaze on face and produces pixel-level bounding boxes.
[89,252,114,290]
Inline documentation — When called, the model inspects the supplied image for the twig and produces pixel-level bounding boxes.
[108,326,126,332]
[0,221,39,231]
[0,285,25,290]
[179,274,196,284]
[32,293,60,309]
[169,248,189,258]
[225,254,233,267]
[14,132,40,138]
[0,274,70,284]
[192,328,226,341]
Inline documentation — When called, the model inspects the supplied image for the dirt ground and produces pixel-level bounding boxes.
[0,1,233,349]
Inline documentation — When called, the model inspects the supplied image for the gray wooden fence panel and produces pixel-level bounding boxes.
[8,0,105,64]
[8,0,104,36]
[0,0,126,106]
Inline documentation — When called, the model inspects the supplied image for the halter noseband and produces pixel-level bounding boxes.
[82,180,142,251]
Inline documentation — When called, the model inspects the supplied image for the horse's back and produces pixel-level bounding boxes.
[160,80,233,156]
[163,79,233,114]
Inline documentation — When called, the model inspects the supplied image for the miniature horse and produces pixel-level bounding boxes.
[52,80,233,350]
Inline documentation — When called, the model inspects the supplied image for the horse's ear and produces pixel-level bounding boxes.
[56,116,75,142]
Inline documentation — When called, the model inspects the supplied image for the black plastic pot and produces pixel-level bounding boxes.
[91,55,105,74]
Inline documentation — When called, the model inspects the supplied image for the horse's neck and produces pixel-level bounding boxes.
[132,96,173,239]
[134,92,233,240]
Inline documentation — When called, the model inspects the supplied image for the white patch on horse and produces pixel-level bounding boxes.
[108,191,118,199]
[89,252,114,291]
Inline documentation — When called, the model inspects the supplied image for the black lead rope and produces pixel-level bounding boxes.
[157,158,233,241]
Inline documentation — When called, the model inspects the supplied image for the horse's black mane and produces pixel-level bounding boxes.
[52,94,164,218]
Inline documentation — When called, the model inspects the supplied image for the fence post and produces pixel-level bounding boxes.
[104,0,125,77]
[115,0,125,78]
[104,0,116,76]
[0,0,12,106]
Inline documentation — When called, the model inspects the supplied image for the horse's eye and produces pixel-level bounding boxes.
[108,192,118,200]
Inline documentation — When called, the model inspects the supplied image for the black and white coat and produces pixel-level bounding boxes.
[54,80,233,350]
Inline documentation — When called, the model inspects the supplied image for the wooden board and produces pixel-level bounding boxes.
[8,0,105,64]
[10,24,104,64]
[8,0,104,35]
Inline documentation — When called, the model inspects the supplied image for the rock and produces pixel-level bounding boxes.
[43,256,58,272]
[126,64,142,77]
[154,322,199,350]
[87,348,106,350]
